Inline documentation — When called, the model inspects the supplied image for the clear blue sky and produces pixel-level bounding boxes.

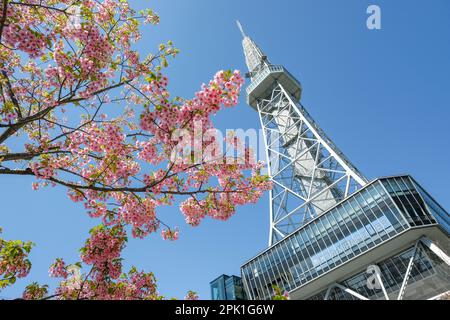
[1,0,450,299]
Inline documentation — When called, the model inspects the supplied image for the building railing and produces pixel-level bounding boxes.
[246,65,285,95]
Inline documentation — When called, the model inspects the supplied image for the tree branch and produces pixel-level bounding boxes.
[9,2,69,15]
[0,149,69,162]
[1,70,22,119]
[0,0,8,43]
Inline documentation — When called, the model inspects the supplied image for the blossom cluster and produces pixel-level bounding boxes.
[80,225,127,281]
[185,291,200,300]
[0,229,34,290]
[3,24,47,58]
[46,226,162,300]
[161,228,179,241]
[22,282,49,300]
[49,258,69,279]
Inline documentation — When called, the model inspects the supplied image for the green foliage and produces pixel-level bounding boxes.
[23,282,49,300]
[272,284,289,300]
[0,228,34,291]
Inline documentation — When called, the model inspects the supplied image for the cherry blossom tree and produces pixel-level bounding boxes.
[0,0,271,299]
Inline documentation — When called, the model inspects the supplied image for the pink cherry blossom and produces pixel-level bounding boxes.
[0,0,272,300]
[49,258,68,278]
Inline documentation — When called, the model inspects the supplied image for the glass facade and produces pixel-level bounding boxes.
[241,176,449,300]
[381,176,438,228]
[413,181,450,234]
[309,242,450,300]
[210,275,247,300]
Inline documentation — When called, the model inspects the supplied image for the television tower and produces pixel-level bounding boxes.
[237,22,450,301]
[237,21,367,246]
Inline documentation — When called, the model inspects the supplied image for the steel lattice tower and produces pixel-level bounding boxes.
[234,22,450,301]
[237,22,368,246]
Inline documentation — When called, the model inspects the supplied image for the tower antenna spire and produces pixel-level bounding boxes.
[236,20,246,38]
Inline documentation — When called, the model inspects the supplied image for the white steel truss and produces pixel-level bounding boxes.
[323,237,450,300]
[257,84,367,245]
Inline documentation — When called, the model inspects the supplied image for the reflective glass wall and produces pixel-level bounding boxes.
[210,275,247,300]
[241,176,448,300]
[381,176,437,227]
